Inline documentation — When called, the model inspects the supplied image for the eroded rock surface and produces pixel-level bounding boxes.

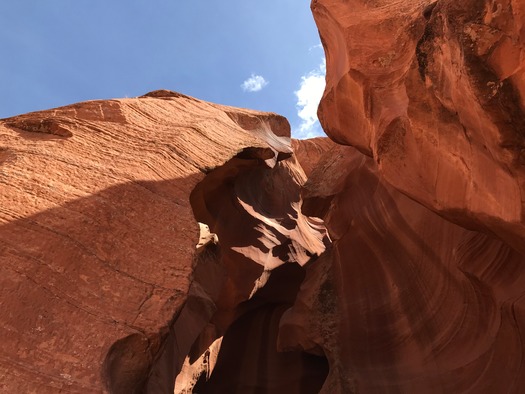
[0,91,327,393]
[313,0,525,250]
[289,144,525,393]
[301,0,525,392]
[4,1,525,392]
[174,138,334,393]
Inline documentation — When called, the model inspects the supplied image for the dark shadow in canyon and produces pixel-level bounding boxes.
[193,262,329,394]
[1,147,328,393]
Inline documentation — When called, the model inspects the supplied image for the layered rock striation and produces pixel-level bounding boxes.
[306,0,525,392]
[3,0,525,392]
[289,144,525,393]
[0,90,328,393]
[313,0,525,249]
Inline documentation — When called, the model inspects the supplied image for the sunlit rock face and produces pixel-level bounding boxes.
[307,0,525,392]
[312,0,525,251]
[4,1,525,392]
[181,138,334,394]
[0,90,328,393]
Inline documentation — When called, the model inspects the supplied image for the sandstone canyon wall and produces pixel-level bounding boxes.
[2,0,525,393]
[305,0,525,392]
[312,0,525,247]
[0,91,328,393]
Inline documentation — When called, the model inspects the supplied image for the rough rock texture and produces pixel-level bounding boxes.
[0,90,327,393]
[5,1,525,392]
[289,144,525,393]
[303,0,525,392]
[175,138,334,394]
[291,137,335,177]
[313,0,525,251]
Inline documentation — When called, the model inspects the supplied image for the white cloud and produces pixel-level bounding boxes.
[241,74,268,92]
[308,43,323,52]
[294,58,326,139]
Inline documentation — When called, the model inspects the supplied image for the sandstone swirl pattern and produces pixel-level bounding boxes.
[308,0,525,392]
[3,0,525,392]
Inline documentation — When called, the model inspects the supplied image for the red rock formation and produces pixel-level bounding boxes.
[291,0,525,392]
[176,138,333,393]
[5,1,525,392]
[291,137,335,177]
[192,263,329,394]
[0,90,327,393]
[312,0,525,251]
[287,144,525,392]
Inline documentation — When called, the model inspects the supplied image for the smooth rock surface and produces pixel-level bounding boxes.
[291,142,525,393]
[188,138,334,393]
[4,0,525,392]
[312,0,525,250]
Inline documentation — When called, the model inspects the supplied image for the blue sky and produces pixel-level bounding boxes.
[0,1,326,138]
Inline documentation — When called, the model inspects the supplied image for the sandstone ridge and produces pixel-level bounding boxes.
[3,0,525,392]
[0,91,330,392]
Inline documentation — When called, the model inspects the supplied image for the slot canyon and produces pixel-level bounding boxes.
[2,0,525,392]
